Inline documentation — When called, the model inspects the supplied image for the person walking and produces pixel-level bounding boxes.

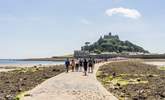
[71,59,75,72]
[88,58,93,73]
[75,59,79,72]
[83,59,88,76]
[91,58,95,73]
[79,59,83,72]
[65,58,70,73]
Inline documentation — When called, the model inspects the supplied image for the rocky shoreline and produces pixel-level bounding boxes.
[0,65,65,100]
[97,60,165,100]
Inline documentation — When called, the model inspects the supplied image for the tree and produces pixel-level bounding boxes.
[81,33,149,53]
[85,42,90,46]
[82,42,91,52]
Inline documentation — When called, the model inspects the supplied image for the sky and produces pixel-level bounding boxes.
[0,0,165,58]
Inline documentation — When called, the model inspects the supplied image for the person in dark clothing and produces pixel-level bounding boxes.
[75,59,79,72]
[65,58,70,73]
[79,59,83,72]
[88,58,93,73]
[83,59,88,76]
[92,58,96,64]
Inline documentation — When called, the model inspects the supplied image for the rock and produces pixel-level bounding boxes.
[23,77,27,80]
[5,81,10,84]
[34,66,37,68]
[21,83,26,86]
[10,90,16,93]
[52,69,57,72]
[139,90,145,94]
[132,97,138,100]
[5,95,14,100]
[0,90,4,93]
[19,78,23,81]
[24,94,32,97]
[160,92,165,98]
[112,72,116,77]
[52,69,60,72]
[120,92,125,98]
[122,89,126,93]
[114,86,119,90]
[137,79,141,82]
[43,73,49,79]
[148,74,154,77]
[116,83,121,86]
[36,68,39,70]
[119,86,122,89]
[18,88,22,92]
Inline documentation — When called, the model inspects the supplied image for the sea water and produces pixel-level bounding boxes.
[0,59,64,65]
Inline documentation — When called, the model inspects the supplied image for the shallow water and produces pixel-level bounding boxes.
[0,59,64,66]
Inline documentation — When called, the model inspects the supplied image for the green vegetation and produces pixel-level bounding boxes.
[15,92,26,100]
[81,32,149,54]
[158,66,165,70]
[102,75,148,86]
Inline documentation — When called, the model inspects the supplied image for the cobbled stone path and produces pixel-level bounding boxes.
[22,62,118,100]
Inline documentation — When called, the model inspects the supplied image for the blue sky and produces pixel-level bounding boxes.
[0,0,165,58]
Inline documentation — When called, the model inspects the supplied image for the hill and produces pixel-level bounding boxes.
[81,32,149,54]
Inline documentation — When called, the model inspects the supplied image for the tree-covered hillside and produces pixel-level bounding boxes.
[81,33,149,54]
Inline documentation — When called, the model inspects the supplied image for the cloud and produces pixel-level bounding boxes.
[105,7,141,19]
[80,19,91,25]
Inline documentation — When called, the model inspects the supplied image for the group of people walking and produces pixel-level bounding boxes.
[65,58,95,76]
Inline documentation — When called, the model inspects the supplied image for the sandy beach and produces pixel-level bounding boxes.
[0,69,15,72]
